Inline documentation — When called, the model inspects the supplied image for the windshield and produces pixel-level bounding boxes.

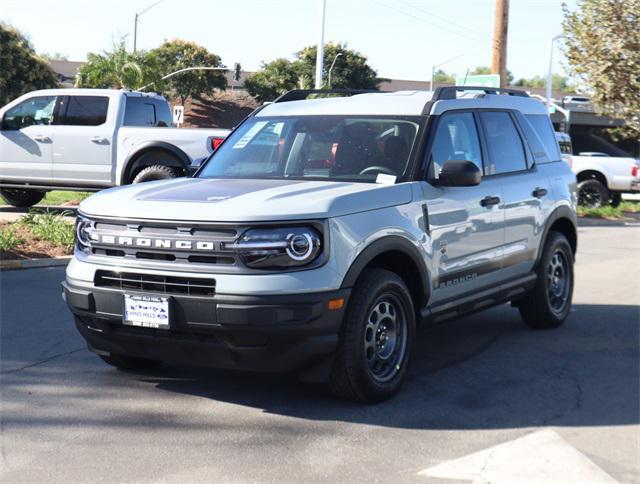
[198,115,423,183]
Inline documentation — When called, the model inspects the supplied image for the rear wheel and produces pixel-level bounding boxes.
[99,353,162,370]
[329,268,415,403]
[577,179,608,207]
[132,164,179,184]
[609,193,622,208]
[0,188,45,207]
[519,231,574,329]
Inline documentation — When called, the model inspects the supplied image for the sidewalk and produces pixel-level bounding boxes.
[0,206,77,223]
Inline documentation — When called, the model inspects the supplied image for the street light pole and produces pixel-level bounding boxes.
[327,52,342,89]
[315,0,326,89]
[139,66,229,91]
[133,0,165,53]
[546,34,566,107]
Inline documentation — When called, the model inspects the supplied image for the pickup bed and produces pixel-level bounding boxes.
[0,88,229,206]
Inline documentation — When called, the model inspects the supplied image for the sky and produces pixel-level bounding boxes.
[1,0,576,82]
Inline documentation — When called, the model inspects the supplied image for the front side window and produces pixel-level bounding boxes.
[429,112,483,179]
[60,96,109,126]
[480,111,528,174]
[198,116,422,183]
[2,96,56,130]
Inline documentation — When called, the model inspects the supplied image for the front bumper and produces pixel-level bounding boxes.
[63,280,350,373]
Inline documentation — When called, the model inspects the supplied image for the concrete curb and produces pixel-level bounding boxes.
[0,256,72,271]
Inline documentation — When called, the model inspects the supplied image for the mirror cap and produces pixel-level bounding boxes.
[438,160,482,187]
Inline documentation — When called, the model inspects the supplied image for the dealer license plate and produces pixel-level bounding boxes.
[123,294,170,329]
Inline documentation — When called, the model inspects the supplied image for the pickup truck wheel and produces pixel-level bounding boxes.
[99,353,162,370]
[519,231,574,329]
[577,179,608,207]
[0,189,45,207]
[132,164,179,184]
[329,268,415,403]
[609,193,622,207]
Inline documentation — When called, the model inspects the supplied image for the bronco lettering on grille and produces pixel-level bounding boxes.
[99,235,218,251]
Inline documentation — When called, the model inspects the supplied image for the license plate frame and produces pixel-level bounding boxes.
[123,294,170,330]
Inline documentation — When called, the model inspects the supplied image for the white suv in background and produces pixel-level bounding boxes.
[0,89,229,207]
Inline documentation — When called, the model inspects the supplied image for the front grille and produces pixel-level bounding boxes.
[95,270,216,296]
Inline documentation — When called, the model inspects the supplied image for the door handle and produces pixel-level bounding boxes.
[90,136,108,144]
[33,135,51,143]
[480,195,501,207]
[532,187,548,198]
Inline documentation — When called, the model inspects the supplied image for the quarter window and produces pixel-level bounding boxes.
[60,96,109,126]
[429,112,483,179]
[480,111,528,174]
[1,96,56,130]
[525,114,562,161]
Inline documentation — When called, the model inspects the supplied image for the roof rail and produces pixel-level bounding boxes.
[421,85,529,115]
[273,89,381,103]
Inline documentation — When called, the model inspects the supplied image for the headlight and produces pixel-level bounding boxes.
[226,227,322,269]
[75,215,97,252]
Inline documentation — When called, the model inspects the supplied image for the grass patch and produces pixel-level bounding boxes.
[577,200,640,219]
[0,190,92,206]
[1,210,75,260]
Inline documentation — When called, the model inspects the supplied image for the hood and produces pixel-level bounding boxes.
[79,177,413,222]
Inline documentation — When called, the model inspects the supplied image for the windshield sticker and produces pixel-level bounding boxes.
[233,121,268,149]
[376,173,397,185]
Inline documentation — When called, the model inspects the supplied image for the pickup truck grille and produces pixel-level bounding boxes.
[95,270,216,296]
[87,218,241,268]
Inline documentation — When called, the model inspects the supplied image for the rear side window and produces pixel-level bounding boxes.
[60,96,109,126]
[155,101,172,127]
[124,97,156,126]
[525,114,561,161]
[479,111,527,175]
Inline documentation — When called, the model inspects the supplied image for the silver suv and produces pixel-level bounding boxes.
[63,87,578,402]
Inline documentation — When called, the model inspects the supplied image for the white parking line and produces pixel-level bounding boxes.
[418,429,617,483]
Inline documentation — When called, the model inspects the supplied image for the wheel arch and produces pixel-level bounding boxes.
[537,206,578,264]
[341,236,430,314]
[121,142,191,184]
[576,169,609,188]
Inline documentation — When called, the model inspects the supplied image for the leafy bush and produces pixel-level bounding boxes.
[0,226,23,252]
[20,211,75,249]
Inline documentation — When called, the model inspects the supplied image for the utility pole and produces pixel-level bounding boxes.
[315,0,326,89]
[491,0,509,87]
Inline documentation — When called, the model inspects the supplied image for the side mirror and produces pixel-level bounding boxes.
[437,160,481,187]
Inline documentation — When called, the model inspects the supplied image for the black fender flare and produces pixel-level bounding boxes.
[536,205,578,265]
[121,141,191,184]
[340,235,430,307]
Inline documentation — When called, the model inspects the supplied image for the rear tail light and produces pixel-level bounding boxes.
[632,164,639,177]
[211,137,225,151]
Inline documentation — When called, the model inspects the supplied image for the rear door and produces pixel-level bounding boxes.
[51,95,113,186]
[479,110,552,280]
[422,110,505,303]
[0,95,56,182]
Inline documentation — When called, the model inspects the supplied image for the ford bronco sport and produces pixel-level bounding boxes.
[63,87,578,403]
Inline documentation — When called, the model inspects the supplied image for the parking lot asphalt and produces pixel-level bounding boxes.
[1,225,638,483]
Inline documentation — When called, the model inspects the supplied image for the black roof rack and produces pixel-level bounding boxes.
[273,89,382,103]
[421,85,529,115]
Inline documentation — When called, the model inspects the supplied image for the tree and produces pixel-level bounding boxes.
[152,39,227,106]
[244,58,299,101]
[76,41,161,90]
[295,42,380,90]
[563,0,640,136]
[40,52,69,61]
[0,23,59,105]
[433,69,455,84]
[514,74,568,90]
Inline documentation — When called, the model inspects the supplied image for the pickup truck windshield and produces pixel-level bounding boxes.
[198,116,422,182]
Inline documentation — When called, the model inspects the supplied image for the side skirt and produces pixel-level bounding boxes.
[420,273,537,324]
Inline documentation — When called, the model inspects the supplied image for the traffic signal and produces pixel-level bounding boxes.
[234,63,241,82]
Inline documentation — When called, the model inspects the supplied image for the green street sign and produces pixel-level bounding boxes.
[456,74,500,88]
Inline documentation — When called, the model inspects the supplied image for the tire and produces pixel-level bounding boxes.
[99,353,162,370]
[0,188,45,207]
[132,164,179,184]
[577,179,609,207]
[519,231,574,329]
[329,268,416,403]
[609,193,622,208]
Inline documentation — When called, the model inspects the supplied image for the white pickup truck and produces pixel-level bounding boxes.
[556,132,640,207]
[0,89,229,207]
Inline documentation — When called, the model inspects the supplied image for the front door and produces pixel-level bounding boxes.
[51,95,113,186]
[0,95,56,183]
[422,111,505,304]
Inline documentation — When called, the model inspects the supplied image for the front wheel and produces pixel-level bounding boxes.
[0,188,45,207]
[329,268,415,403]
[519,231,574,329]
